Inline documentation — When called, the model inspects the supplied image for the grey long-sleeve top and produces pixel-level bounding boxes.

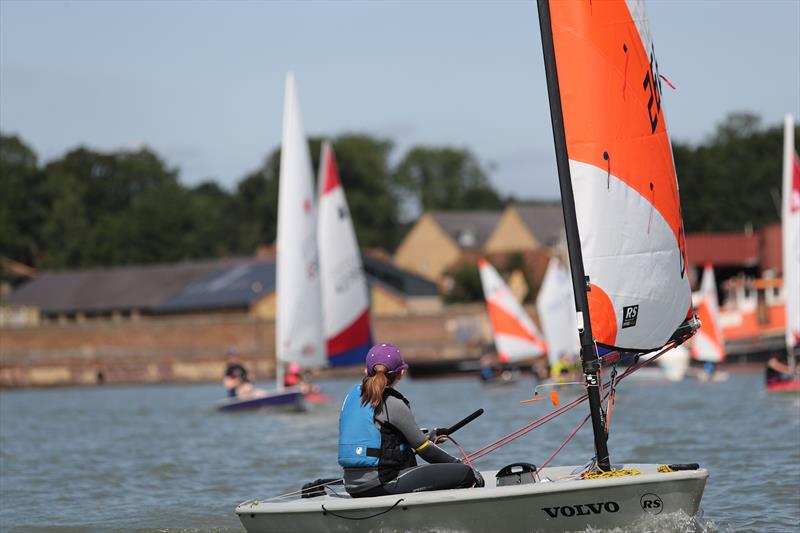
[343,390,459,494]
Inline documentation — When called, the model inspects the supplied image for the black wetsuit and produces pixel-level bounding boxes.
[343,388,479,497]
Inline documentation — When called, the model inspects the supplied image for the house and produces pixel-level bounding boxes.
[484,203,565,254]
[393,210,503,282]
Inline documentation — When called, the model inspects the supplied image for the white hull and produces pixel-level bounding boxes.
[236,463,707,533]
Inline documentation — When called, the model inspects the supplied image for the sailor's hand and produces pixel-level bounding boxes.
[426,427,448,439]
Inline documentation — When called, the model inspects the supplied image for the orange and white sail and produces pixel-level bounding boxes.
[691,264,725,363]
[536,256,580,367]
[479,259,547,363]
[782,114,800,356]
[545,0,692,351]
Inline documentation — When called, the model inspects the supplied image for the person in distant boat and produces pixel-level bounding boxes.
[339,343,483,498]
[223,349,251,398]
[283,362,320,394]
[478,354,496,382]
[766,353,797,384]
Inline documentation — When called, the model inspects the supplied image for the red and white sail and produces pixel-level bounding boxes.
[479,259,547,363]
[546,0,692,351]
[317,141,372,367]
[276,72,326,371]
[691,264,725,363]
[783,114,800,356]
[536,256,580,367]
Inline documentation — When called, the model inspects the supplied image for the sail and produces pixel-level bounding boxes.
[783,114,800,353]
[691,264,725,363]
[317,142,373,367]
[276,72,326,369]
[478,259,547,363]
[536,257,580,366]
[544,0,692,351]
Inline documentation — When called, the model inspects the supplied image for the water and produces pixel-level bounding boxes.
[1,372,798,532]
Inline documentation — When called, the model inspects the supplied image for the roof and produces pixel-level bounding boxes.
[513,203,565,248]
[685,232,760,268]
[430,210,502,250]
[362,254,438,297]
[5,259,227,315]
[156,261,276,313]
[6,254,437,315]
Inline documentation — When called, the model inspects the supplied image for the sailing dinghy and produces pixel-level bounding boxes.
[219,73,325,412]
[235,1,707,529]
[768,114,800,393]
[478,258,546,384]
[690,265,729,382]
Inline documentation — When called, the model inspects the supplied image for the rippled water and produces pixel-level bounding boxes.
[1,372,798,532]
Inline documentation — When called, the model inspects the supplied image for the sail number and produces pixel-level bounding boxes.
[642,43,662,134]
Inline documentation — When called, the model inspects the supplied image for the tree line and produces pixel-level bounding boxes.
[0,112,794,275]
[0,134,504,272]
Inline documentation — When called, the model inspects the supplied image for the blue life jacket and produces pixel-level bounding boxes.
[338,384,414,470]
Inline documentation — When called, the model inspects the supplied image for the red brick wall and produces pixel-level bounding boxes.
[0,306,487,388]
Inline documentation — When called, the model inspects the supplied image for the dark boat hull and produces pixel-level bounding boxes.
[217,390,305,412]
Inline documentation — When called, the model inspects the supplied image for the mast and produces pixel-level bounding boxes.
[537,0,610,471]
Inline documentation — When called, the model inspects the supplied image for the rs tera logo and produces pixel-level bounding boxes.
[640,493,663,515]
[542,501,620,518]
[622,305,639,328]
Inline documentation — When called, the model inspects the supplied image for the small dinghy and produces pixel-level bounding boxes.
[217,389,304,413]
[236,2,709,529]
[237,463,707,533]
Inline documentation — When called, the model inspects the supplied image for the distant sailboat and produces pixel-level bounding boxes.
[478,258,546,364]
[768,114,800,392]
[535,256,580,377]
[220,72,325,412]
[317,141,373,367]
[689,264,729,382]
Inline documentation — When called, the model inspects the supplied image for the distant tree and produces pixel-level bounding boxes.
[675,112,796,232]
[235,134,402,251]
[444,262,483,303]
[0,135,45,269]
[394,146,503,212]
[327,134,401,250]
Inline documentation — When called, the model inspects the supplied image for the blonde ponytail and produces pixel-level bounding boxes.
[361,365,393,407]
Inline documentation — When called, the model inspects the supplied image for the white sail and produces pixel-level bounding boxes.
[782,114,800,361]
[276,72,326,372]
[691,264,725,363]
[479,259,546,363]
[536,257,580,367]
[317,141,372,367]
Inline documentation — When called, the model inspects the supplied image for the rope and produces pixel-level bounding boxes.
[657,464,674,473]
[322,498,404,520]
[582,468,641,479]
[538,413,591,471]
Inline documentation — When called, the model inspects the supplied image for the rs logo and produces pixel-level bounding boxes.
[640,493,663,515]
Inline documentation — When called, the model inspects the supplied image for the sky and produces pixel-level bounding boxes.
[1,0,799,201]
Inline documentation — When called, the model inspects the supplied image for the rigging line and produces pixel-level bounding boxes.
[465,342,679,463]
[538,413,592,471]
